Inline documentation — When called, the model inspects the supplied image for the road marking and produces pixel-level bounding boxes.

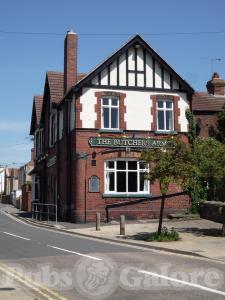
[47,244,102,261]
[0,263,68,300]
[138,270,225,297]
[3,210,225,266]
[3,232,30,241]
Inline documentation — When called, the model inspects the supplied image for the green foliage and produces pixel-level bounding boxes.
[141,137,193,196]
[145,227,181,242]
[193,138,225,186]
[185,109,197,146]
[217,104,225,143]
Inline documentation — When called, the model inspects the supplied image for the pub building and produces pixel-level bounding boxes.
[30,31,194,222]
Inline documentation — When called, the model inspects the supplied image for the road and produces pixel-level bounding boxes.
[0,203,225,300]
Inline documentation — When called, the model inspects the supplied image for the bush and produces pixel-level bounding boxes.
[145,226,181,242]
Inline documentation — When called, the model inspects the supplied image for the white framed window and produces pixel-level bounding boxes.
[104,160,149,194]
[157,99,174,131]
[101,97,119,129]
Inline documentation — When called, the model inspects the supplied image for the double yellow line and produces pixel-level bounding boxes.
[0,263,68,300]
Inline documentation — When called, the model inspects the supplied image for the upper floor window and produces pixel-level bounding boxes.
[157,99,174,131]
[101,98,119,129]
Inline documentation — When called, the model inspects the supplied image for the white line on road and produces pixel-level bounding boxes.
[138,270,225,297]
[3,232,31,241]
[47,244,102,261]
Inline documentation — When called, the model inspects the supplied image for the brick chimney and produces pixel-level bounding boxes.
[206,72,225,95]
[64,30,77,94]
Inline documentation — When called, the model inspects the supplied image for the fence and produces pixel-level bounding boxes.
[32,203,58,224]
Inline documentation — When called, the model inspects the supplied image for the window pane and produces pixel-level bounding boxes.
[166,111,173,130]
[157,101,164,108]
[139,173,146,191]
[109,172,115,191]
[117,161,126,170]
[166,101,172,109]
[128,161,137,170]
[111,98,118,106]
[111,108,118,128]
[107,161,114,169]
[103,107,109,128]
[139,162,147,170]
[128,172,137,192]
[158,111,164,130]
[103,98,109,105]
[117,172,126,192]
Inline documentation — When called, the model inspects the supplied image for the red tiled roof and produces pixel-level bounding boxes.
[192,92,225,112]
[34,95,43,125]
[46,71,87,103]
[46,72,64,103]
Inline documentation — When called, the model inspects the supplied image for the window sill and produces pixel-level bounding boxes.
[98,129,123,133]
[154,131,177,135]
[102,193,152,198]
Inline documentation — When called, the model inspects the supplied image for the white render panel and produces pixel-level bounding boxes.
[164,70,170,89]
[119,54,126,86]
[79,88,189,132]
[101,68,108,85]
[128,73,135,86]
[146,53,153,87]
[80,88,97,128]
[137,47,144,71]
[128,47,135,70]
[137,73,144,87]
[91,75,98,85]
[178,92,189,132]
[155,61,162,88]
[125,91,151,130]
[110,61,117,86]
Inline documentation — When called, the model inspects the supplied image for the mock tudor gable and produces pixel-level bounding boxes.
[74,35,194,93]
[74,35,194,132]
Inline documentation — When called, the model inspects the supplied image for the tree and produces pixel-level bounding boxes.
[192,138,225,200]
[217,105,225,143]
[141,137,193,235]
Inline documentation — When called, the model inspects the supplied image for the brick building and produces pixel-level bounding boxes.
[193,72,225,137]
[30,31,194,222]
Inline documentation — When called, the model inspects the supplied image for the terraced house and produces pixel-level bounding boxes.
[30,31,194,222]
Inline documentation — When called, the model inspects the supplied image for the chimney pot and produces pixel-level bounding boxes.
[206,72,225,96]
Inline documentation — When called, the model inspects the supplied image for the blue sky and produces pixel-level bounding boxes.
[0,0,225,167]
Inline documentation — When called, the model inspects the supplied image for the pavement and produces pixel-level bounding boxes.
[2,203,225,262]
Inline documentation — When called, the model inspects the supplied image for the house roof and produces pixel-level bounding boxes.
[72,34,194,94]
[192,92,225,112]
[30,95,43,135]
[46,71,86,103]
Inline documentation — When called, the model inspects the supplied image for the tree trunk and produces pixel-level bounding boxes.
[158,194,166,236]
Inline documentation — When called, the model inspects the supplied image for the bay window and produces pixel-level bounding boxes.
[104,160,149,194]
[157,99,174,131]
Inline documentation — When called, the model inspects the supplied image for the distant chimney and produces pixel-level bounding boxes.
[206,72,225,95]
[64,30,77,94]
